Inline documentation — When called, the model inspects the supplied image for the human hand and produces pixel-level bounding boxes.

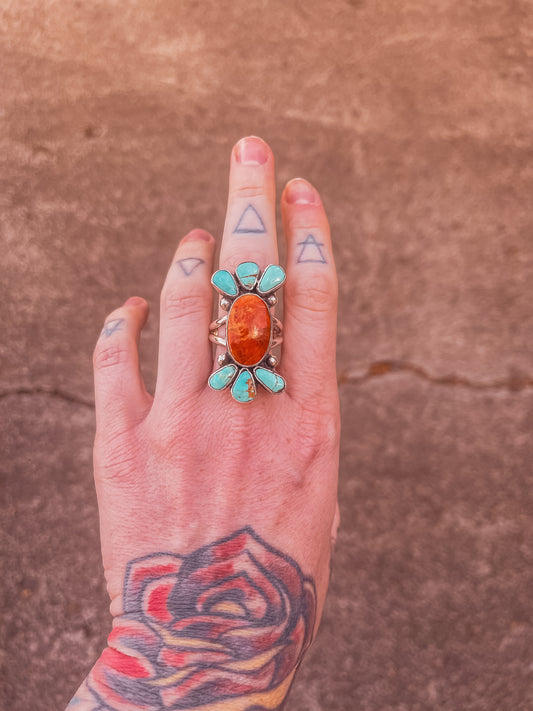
[68,136,340,710]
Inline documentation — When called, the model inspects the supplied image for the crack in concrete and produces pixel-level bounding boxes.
[1,361,531,408]
[338,361,533,392]
[0,386,94,408]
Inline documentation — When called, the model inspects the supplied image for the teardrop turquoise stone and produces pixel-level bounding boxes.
[254,367,285,393]
[231,369,256,403]
[212,269,238,296]
[257,265,286,294]
[235,261,259,289]
[208,364,237,390]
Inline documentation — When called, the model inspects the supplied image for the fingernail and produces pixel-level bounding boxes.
[234,136,268,166]
[124,296,146,307]
[285,178,320,205]
[181,228,213,243]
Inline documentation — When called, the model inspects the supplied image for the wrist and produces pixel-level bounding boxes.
[71,527,316,710]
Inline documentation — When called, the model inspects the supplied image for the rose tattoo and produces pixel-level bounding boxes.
[70,528,316,710]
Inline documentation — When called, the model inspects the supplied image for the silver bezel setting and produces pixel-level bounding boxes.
[208,262,286,401]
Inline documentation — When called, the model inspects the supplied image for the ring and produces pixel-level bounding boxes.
[208,262,286,403]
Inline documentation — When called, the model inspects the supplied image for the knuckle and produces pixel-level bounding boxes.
[290,220,326,234]
[322,410,341,451]
[94,430,143,483]
[161,286,208,322]
[293,403,340,469]
[301,408,340,458]
[231,185,265,199]
[93,339,132,370]
[144,416,192,465]
[288,279,337,315]
[146,417,172,454]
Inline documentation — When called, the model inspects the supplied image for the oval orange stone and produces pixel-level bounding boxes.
[227,294,271,366]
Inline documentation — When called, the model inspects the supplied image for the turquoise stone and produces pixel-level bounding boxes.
[208,365,237,390]
[257,265,286,294]
[254,367,285,393]
[235,261,259,290]
[231,369,256,403]
[212,269,238,296]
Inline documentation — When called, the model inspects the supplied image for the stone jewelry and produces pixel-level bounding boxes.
[208,262,285,403]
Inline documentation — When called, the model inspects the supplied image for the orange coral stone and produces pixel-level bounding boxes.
[227,294,271,366]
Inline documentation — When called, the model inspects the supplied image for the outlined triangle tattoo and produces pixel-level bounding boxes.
[233,204,267,234]
[177,257,205,276]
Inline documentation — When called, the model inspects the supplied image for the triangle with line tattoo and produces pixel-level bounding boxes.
[296,234,327,263]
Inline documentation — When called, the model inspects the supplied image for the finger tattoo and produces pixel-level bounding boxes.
[296,234,327,264]
[233,204,267,234]
[176,257,205,276]
[100,318,125,338]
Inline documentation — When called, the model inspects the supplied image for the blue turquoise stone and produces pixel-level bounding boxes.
[254,367,285,393]
[235,261,259,289]
[208,364,237,390]
[212,269,238,296]
[231,369,256,402]
[257,265,286,294]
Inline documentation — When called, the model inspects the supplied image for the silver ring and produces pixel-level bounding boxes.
[208,262,286,403]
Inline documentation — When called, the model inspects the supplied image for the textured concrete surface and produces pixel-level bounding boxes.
[1,1,533,709]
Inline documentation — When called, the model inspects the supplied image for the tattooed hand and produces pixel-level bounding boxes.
[67,136,340,710]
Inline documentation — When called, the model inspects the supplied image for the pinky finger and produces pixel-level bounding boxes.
[93,297,152,432]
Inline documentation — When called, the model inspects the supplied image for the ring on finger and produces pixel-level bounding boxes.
[208,261,286,403]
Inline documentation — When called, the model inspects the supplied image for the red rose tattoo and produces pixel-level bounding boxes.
[70,529,316,710]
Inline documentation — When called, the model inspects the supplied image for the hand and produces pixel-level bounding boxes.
[69,136,340,710]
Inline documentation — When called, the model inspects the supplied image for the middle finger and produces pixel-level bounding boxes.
[218,136,278,271]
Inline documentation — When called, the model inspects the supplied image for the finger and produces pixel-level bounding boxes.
[281,178,338,401]
[154,229,216,405]
[93,297,151,430]
[218,136,278,271]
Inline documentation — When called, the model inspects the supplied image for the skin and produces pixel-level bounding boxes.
[72,136,340,708]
